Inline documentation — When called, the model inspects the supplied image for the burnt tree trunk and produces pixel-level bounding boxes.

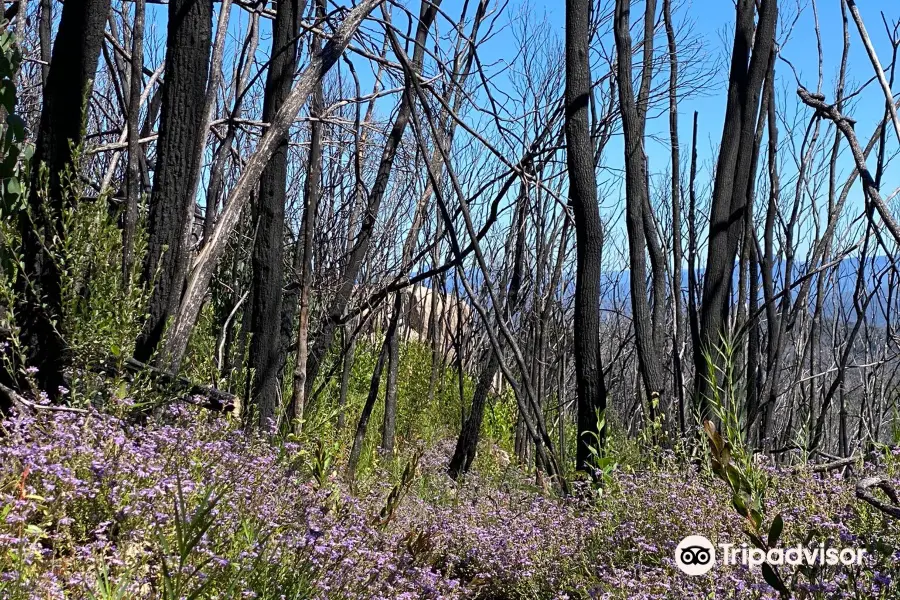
[425,219,445,405]
[38,0,51,86]
[558,352,567,459]
[565,0,609,470]
[663,0,686,435]
[687,112,701,384]
[135,0,212,363]
[15,0,111,396]
[380,291,402,454]
[694,0,777,412]
[337,320,357,430]
[162,0,380,372]
[287,0,324,428]
[614,0,668,424]
[248,0,305,429]
[347,292,402,481]
[738,55,772,443]
[451,348,500,476]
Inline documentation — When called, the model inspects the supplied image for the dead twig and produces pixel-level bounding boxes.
[0,382,89,415]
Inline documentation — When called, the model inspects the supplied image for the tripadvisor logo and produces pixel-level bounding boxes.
[676,535,716,575]
[675,535,866,576]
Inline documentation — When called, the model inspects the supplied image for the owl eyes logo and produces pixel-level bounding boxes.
[675,535,716,575]
[680,546,712,565]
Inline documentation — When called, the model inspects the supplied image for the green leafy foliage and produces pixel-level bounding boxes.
[158,476,226,600]
[88,562,134,600]
[374,450,421,530]
[579,407,619,495]
[705,418,789,596]
[0,18,29,214]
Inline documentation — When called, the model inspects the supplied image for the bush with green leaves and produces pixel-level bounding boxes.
[0,17,29,207]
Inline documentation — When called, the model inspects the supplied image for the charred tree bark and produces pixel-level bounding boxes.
[694,0,777,413]
[614,0,668,424]
[565,0,609,469]
[15,0,112,396]
[425,220,445,405]
[337,321,357,430]
[380,291,402,454]
[756,73,780,447]
[285,0,321,429]
[38,0,50,86]
[747,232,761,446]
[138,81,162,190]
[736,55,771,443]
[134,0,212,363]
[451,348,500,476]
[249,0,305,429]
[162,0,380,372]
[558,352,567,459]
[687,111,701,384]
[663,0,686,435]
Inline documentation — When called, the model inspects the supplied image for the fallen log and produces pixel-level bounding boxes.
[100,357,241,416]
[791,455,860,474]
[0,319,239,416]
[856,476,900,520]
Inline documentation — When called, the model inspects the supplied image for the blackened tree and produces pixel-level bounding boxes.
[16,0,112,395]
[249,0,306,428]
[564,0,609,469]
[134,0,213,363]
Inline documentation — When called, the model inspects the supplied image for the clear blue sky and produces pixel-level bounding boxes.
[474,0,900,266]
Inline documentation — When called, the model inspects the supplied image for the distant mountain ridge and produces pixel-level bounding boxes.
[411,256,896,325]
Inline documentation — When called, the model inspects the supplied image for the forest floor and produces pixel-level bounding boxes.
[1,401,899,599]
